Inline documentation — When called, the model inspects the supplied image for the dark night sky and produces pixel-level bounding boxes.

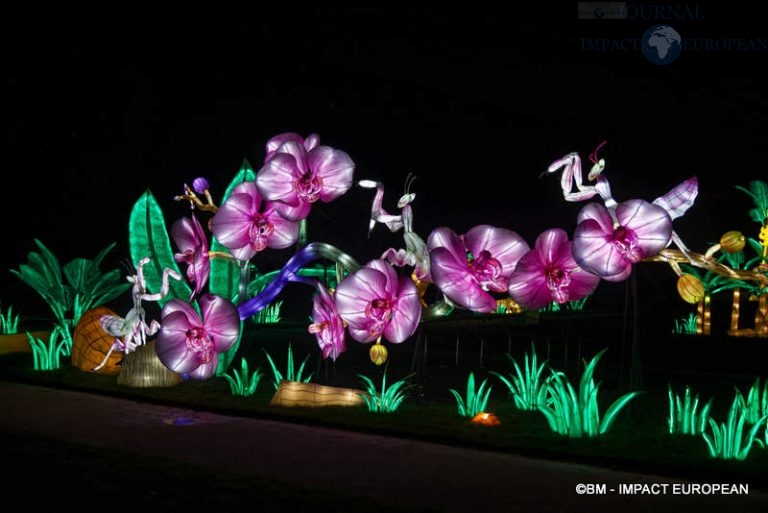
[4,8,767,322]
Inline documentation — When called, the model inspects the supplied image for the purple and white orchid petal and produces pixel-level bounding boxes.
[155,310,203,375]
[463,225,530,278]
[384,276,421,343]
[508,228,600,310]
[265,132,306,162]
[190,249,210,299]
[427,226,466,257]
[211,181,299,259]
[307,146,355,202]
[428,225,528,313]
[210,193,259,250]
[429,246,499,313]
[303,133,321,151]
[273,200,312,222]
[308,283,347,361]
[156,295,240,380]
[261,203,300,249]
[334,259,421,344]
[171,216,201,253]
[574,200,672,282]
[186,357,220,380]
[171,213,210,300]
[255,153,303,205]
[198,294,240,353]
[615,200,674,258]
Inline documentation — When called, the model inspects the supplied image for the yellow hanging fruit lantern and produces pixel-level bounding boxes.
[719,231,745,254]
[369,341,388,366]
[677,274,705,304]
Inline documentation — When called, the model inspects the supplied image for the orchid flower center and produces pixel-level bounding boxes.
[309,319,333,343]
[611,225,643,262]
[365,297,394,337]
[248,215,275,252]
[185,326,214,364]
[467,250,503,290]
[545,266,572,303]
[294,171,323,203]
[181,249,195,265]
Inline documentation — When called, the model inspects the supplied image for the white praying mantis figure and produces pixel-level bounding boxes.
[542,141,615,208]
[544,141,698,256]
[93,257,182,371]
[358,173,430,281]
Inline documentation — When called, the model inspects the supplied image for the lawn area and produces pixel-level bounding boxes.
[2,313,768,495]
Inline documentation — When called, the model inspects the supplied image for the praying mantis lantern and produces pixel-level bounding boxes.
[546,142,768,336]
[93,257,181,371]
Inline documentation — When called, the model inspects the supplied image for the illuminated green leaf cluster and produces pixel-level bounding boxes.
[357,369,414,413]
[263,343,313,390]
[27,325,68,371]
[222,357,263,397]
[668,385,713,435]
[672,313,698,335]
[449,372,492,417]
[10,239,130,351]
[703,393,767,460]
[0,305,20,335]
[538,349,641,438]
[251,301,283,325]
[491,343,558,411]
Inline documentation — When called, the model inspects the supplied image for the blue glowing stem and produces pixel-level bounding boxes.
[236,242,360,320]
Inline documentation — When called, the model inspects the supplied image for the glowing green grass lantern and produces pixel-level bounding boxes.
[0,305,20,334]
[449,372,493,418]
[26,325,68,371]
[703,393,767,460]
[490,343,558,411]
[668,385,713,435]
[222,357,263,396]
[357,369,414,413]
[672,313,699,335]
[737,378,768,425]
[538,349,640,438]
[263,343,314,390]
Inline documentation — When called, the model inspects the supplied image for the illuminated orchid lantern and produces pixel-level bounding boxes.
[334,258,422,364]
[507,228,601,310]
[428,225,529,313]
[544,144,768,337]
[255,132,356,222]
[156,294,240,380]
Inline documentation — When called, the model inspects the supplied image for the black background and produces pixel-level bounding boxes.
[4,7,766,326]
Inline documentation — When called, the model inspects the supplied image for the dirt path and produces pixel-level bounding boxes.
[1,381,767,513]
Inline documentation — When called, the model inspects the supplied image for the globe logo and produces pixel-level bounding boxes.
[641,25,682,65]
[594,8,604,19]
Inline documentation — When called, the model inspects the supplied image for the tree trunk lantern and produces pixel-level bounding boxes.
[698,294,712,335]
[730,288,741,334]
[756,294,768,336]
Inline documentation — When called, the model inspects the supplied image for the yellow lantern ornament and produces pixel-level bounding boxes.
[369,341,388,366]
[677,274,705,304]
[719,231,746,254]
